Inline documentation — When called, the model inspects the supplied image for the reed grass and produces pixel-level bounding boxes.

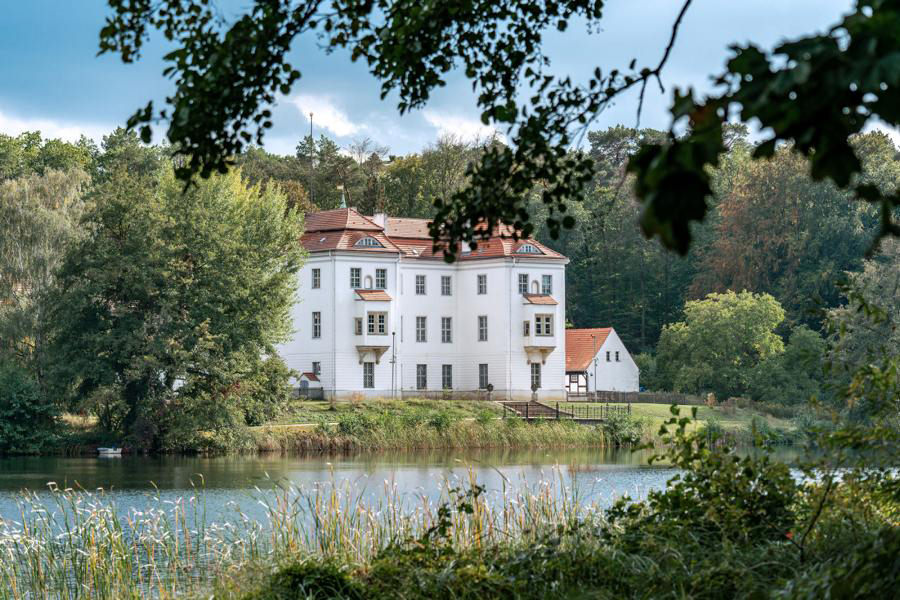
[0,468,598,599]
[250,410,623,454]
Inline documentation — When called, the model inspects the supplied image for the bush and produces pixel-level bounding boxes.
[427,410,456,432]
[600,412,643,446]
[240,356,297,426]
[0,361,58,454]
[336,412,377,437]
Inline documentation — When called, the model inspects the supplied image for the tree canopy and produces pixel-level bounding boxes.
[98,0,900,259]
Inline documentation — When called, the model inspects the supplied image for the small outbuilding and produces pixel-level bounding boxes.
[565,327,639,393]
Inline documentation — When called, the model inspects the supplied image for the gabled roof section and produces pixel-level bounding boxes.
[300,372,320,382]
[305,208,382,232]
[523,293,558,305]
[355,289,392,301]
[565,328,613,372]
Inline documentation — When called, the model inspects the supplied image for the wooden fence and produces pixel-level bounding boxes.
[502,401,630,421]
[565,391,705,405]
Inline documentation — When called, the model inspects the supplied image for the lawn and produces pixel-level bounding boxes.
[557,402,796,433]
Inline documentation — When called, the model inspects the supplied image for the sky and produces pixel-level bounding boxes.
[0,0,866,157]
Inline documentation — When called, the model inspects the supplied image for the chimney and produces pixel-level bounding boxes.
[372,212,387,228]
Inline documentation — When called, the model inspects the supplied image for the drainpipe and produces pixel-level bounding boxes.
[508,258,515,400]
[331,250,337,400]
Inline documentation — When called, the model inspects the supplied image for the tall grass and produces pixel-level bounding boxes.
[0,469,596,599]
[251,410,623,453]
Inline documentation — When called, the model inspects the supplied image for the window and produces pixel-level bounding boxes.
[516,243,543,254]
[312,312,321,338]
[518,273,528,295]
[375,268,387,289]
[477,274,487,295]
[569,373,579,384]
[350,267,361,289]
[441,317,452,343]
[606,351,611,362]
[479,364,489,389]
[535,314,553,336]
[442,364,453,390]
[367,312,387,335]
[312,362,321,376]
[441,275,452,296]
[416,364,427,390]
[416,316,427,342]
[355,236,383,248]
[541,274,552,295]
[615,351,620,362]
[363,362,374,388]
[312,268,320,289]
[478,315,488,342]
[354,318,363,336]
[531,363,541,389]
[523,320,531,336]
[415,274,426,295]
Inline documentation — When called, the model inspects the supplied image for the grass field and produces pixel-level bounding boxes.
[557,402,795,434]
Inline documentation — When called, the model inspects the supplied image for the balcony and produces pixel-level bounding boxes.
[523,330,557,364]
[521,293,558,364]
[354,289,392,363]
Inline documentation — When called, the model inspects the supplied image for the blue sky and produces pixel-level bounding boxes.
[0,1,866,156]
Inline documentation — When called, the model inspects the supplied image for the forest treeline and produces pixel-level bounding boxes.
[0,126,897,451]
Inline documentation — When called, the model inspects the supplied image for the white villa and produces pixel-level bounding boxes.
[564,328,640,393]
[278,208,569,401]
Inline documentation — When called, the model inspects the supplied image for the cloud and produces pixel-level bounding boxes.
[422,110,503,142]
[863,118,900,146]
[0,108,111,143]
[289,94,362,137]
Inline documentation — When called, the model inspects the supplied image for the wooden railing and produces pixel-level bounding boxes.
[565,391,704,405]
[501,401,629,421]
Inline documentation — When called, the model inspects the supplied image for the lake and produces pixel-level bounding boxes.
[0,447,801,523]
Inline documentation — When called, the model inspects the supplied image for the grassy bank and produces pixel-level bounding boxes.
[249,400,624,453]
[47,398,811,456]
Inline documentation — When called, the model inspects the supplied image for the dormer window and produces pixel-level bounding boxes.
[516,243,543,255]
[355,237,384,248]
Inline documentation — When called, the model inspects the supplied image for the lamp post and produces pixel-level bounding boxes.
[390,331,396,400]
[591,333,598,400]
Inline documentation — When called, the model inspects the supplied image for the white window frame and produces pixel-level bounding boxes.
[354,317,363,336]
[441,317,452,343]
[367,312,387,335]
[415,274,426,295]
[312,312,321,338]
[350,267,361,289]
[442,364,453,390]
[523,320,530,336]
[416,316,427,342]
[312,268,320,289]
[477,274,487,295]
[313,361,321,376]
[416,364,427,390]
[535,314,553,336]
[531,363,541,389]
[478,364,489,389]
[375,268,387,289]
[615,351,620,362]
[441,275,452,296]
[363,362,374,388]
[541,274,552,295]
[478,315,488,342]
[518,273,528,295]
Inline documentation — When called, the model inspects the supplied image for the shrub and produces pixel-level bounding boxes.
[0,361,58,454]
[427,410,455,432]
[600,412,643,446]
[475,409,496,426]
[336,412,377,437]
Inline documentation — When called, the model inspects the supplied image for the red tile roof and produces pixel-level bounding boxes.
[299,208,565,260]
[523,293,558,305]
[355,289,393,301]
[305,208,382,232]
[565,328,612,372]
[301,372,320,382]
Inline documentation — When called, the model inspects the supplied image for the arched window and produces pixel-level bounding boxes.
[364,275,374,289]
[355,237,384,248]
[531,280,540,294]
[515,243,543,254]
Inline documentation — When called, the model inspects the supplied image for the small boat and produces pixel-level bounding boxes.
[97,447,123,456]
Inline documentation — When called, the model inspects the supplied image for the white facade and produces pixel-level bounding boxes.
[277,210,568,401]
